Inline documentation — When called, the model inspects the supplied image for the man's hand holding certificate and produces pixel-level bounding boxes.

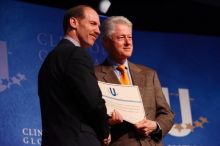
[98,81,145,124]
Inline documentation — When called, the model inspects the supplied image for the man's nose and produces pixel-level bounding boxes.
[125,37,132,44]
[95,27,100,35]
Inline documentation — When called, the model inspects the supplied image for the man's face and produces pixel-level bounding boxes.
[76,8,100,48]
[105,23,133,62]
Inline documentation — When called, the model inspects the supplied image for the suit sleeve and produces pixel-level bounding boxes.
[65,48,109,140]
[152,72,174,140]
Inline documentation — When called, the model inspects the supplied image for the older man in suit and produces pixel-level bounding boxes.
[95,16,174,146]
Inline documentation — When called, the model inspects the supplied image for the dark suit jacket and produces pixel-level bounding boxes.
[95,60,174,146]
[38,39,109,146]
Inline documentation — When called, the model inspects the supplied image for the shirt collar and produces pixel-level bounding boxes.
[107,57,129,70]
[64,35,80,47]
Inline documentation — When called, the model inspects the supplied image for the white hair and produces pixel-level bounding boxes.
[101,16,133,39]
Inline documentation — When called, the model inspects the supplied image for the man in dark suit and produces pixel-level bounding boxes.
[38,5,110,146]
[95,16,174,146]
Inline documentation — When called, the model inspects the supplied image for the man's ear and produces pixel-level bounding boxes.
[69,17,78,29]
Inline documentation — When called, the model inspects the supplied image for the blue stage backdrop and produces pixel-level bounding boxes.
[1,0,220,146]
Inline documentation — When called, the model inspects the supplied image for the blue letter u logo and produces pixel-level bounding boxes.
[109,88,117,96]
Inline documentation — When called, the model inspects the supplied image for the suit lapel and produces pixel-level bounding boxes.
[100,60,146,86]
[128,62,145,87]
[100,60,121,84]
[128,62,147,112]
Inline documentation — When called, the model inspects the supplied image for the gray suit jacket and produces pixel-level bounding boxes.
[95,60,174,146]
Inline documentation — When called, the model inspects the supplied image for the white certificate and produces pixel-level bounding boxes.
[98,81,146,124]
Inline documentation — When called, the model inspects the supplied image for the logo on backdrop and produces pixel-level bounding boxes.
[37,32,62,61]
[36,32,107,64]
[0,41,26,92]
[22,128,42,145]
[162,87,208,137]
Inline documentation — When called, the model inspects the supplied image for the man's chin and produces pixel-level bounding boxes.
[88,40,96,47]
[82,42,94,48]
[124,53,132,58]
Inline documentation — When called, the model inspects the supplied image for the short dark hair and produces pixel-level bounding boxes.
[63,5,93,33]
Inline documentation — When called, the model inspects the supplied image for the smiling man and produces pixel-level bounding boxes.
[38,5,110,146]
[95,16,174,146]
